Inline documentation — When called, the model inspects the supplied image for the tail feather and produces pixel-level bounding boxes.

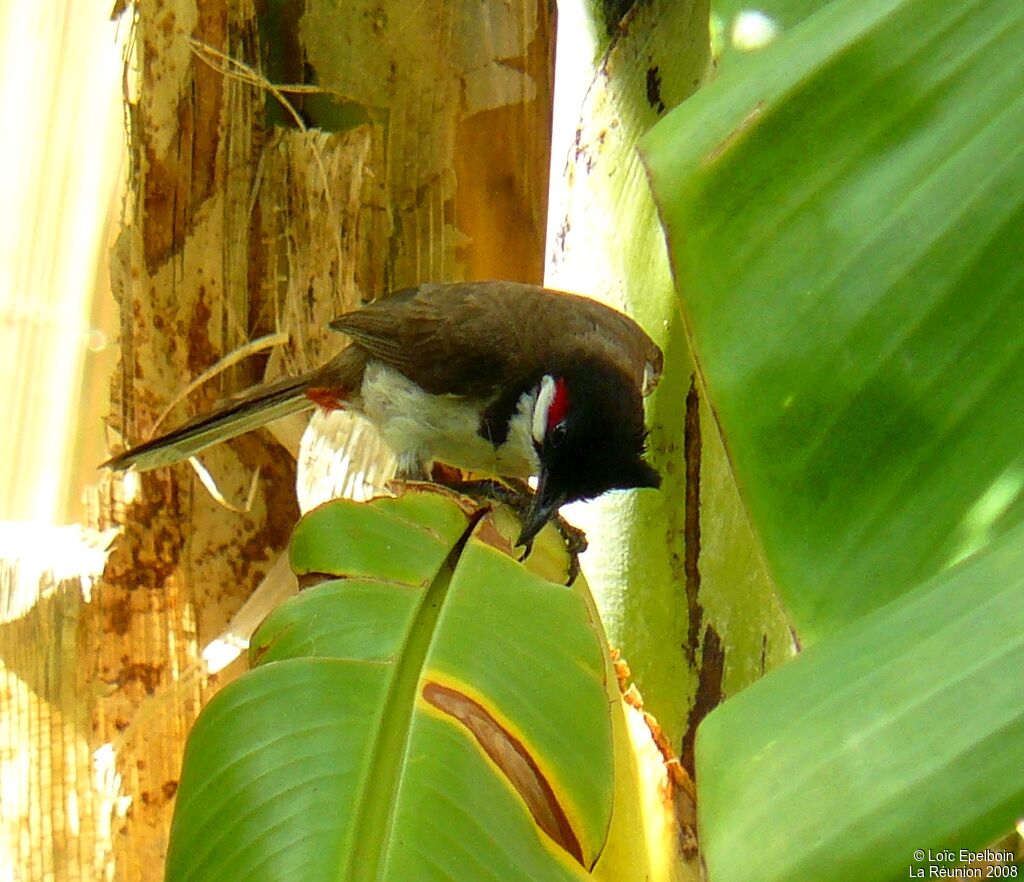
[104,373,315,472]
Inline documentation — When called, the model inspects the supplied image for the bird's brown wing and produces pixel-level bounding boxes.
[328,281,661,398]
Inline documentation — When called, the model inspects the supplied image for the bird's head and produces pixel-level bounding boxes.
[517,360,660,547]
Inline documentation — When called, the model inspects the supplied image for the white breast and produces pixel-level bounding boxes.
[358,362,540,479]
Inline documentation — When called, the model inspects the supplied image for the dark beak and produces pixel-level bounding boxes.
[516,470,566,548]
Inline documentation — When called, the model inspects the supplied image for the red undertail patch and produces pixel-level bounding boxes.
[305,386,348,411]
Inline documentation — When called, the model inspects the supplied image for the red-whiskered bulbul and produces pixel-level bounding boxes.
[104,281,663,545]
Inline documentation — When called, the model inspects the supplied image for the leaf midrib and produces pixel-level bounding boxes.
[344,514,482,882]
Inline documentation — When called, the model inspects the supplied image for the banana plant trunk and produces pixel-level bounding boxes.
[93,1,554,877]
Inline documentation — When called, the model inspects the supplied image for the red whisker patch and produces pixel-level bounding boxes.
[547,378,569,431]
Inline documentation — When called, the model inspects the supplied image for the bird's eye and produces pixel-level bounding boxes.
[548,422,568,447]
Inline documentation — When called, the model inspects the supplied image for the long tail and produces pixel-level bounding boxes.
[103,373,316,472]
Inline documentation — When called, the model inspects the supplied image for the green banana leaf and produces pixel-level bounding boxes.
[643,0,1024,638]
[165,488,660,881]
[641,0,1024,878]
[697,517,1024,881]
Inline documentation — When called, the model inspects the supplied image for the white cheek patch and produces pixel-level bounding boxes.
[532,375,557,444]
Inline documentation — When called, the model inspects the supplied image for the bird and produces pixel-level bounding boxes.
[104,280,663,546]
